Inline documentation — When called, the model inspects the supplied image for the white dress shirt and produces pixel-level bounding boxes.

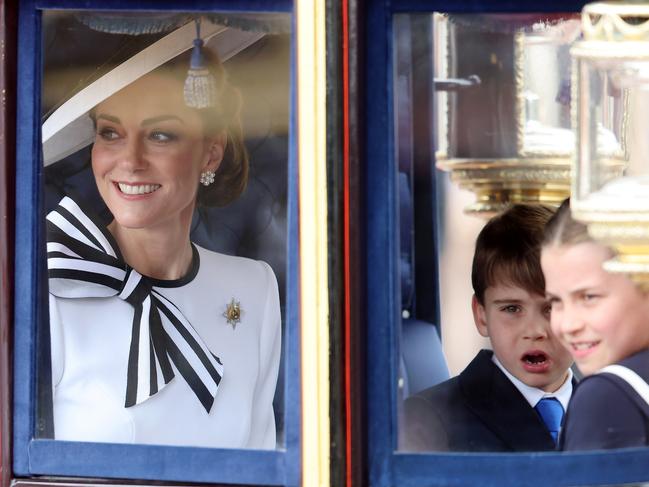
[492,355,573,411]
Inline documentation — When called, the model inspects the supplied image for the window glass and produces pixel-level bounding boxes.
[395,12,583,452]
[40,9,290,450]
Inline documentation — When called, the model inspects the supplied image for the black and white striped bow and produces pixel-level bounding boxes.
[46,196,223,412]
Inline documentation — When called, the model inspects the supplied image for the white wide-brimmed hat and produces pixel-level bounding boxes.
[42,19,263,167]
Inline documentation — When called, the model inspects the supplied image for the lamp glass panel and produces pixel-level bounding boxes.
[574,56,644,213]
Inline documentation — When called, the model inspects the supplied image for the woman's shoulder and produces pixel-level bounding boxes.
[193,245,278,291]
[195,245,274,273]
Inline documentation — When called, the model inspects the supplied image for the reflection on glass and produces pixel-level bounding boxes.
[573,57,636,211]
[435,13,580,216]
[41,10,289,449]
[520,20,578,156]
[395,13,579,452]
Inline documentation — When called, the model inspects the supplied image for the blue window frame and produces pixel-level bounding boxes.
[14,1,300,485]
[366,1,649,486]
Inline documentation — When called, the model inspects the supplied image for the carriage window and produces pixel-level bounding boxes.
[394,12,582,452]
[40,10,289,449]
[15,6,295,484]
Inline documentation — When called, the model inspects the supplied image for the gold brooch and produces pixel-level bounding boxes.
[223,298,242,329]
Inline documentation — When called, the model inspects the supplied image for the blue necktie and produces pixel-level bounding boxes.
[535,397,564,443]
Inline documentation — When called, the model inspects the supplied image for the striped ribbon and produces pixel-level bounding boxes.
[46,196,223,412]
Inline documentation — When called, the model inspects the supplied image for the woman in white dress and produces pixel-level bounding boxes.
[45,22,281,449]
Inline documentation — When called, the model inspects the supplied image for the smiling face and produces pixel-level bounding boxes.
[473,283,572,392]
[542,241,649,376]
[91,72,223,234]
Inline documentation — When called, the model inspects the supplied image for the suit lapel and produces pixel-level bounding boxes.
[459,350,556,451]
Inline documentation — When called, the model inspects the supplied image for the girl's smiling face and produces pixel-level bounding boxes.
[91,72,222,234]
[541,241,649,375]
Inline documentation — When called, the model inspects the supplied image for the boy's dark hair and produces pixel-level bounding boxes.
[472,204,555,304]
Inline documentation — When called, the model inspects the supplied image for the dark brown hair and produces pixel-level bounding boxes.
[472,204,555,304]
[152,48,248,207]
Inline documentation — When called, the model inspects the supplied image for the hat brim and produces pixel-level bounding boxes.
[42,19,263,166]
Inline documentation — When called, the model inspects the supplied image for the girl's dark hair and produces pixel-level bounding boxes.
[155,48,248,207]
[542,198,593,248]
[472,204,555,304]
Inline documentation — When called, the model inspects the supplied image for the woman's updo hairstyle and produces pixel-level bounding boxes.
[156,47,249,207]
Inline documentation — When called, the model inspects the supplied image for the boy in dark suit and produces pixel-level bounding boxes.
[401,205,574,452]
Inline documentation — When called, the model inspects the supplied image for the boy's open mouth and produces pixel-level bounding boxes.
[521,351,551,372]
[523,352,547,364]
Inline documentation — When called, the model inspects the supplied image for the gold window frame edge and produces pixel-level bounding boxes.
[297,1,330,487]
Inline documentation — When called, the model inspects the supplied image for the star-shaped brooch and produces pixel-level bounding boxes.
[223,298,242,329]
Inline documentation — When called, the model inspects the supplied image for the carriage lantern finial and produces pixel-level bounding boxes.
[570,2,649,284]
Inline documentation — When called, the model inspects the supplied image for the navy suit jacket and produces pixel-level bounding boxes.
[400,349,558,452]
[562,349,649,451]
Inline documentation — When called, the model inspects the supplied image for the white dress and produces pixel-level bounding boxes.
[49,245,281,449]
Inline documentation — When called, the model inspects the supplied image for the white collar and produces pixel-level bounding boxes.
[492,354,573,412]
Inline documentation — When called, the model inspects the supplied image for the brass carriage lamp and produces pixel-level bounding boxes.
[435,13,581,216]
[570,2,649,283]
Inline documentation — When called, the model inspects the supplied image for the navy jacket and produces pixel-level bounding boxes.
[562,349,649,451]
[400,349,557,452]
